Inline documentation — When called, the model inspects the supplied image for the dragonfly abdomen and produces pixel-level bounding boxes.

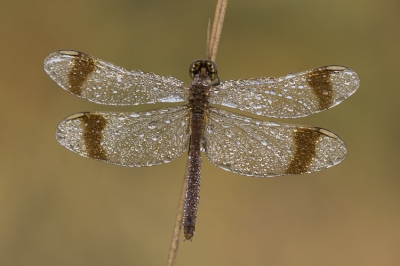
[183,64,213,240]
[184,111,207,240]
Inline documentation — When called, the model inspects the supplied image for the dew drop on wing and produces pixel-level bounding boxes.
[151,133,159,141]
[148,121,157,129]
[286,73,296,79]
[118,113,128,121]
[129,113,140,118]
[261,140,267,146]
[207,124,215,134]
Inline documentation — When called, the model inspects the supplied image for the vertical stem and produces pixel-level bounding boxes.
[166,160,189,266]
[208,0,228,61]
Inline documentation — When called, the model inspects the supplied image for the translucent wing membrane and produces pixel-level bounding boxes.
[44,50,189,105]
[56,106,190,167]
[210,66,360,118]
[203,108,347,177]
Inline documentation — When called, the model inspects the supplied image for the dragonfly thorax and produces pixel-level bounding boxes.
[189,59,218,81]
[188,73,211,114]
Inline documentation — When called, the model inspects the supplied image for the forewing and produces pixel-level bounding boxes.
[44,50,189,105]
[203,108,347,177]
[210,66,360,118]
[56,106,190,167]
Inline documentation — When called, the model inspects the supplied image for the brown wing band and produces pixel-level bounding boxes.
[307,67,335,111]
[285,128,321,175]
[67,53,96,96]
[80,114,107,160]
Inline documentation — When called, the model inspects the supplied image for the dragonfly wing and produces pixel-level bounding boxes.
[56,106,190,167]
[44,50,189,105]
[210,66,360,118]
[203,108,347,177]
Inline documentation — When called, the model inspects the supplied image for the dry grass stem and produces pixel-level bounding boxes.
[208,0,228,61]
[166,160,189,266]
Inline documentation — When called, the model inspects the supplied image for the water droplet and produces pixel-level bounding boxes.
[207,124,215,134]
[118,113,127,121]
[261,140,267,146]
[148,121,157,129]
[151,133,158,141]
[286,73,296,79]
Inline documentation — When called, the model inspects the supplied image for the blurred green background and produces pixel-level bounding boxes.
[1,0,399,265]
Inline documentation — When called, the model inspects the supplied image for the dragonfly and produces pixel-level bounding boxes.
[44,50,360,240]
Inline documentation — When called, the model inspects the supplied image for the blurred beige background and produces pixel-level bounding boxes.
[1,0,399,265]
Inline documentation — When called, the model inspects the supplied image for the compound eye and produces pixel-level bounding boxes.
[189,60,202,79]
[206,61,218,81]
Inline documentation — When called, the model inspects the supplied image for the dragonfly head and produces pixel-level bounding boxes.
[189,60,218,81]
